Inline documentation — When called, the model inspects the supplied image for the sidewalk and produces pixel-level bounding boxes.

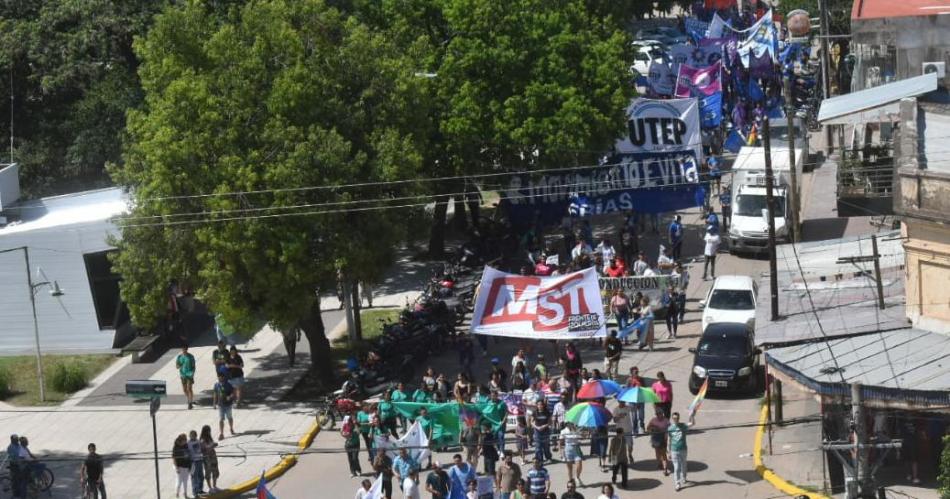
[4,324,319,498]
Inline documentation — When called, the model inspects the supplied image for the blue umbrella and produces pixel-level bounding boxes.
[617,386,661,404]
[564,402,612,428]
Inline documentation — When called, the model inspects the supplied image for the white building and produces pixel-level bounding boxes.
[0,164,128,354]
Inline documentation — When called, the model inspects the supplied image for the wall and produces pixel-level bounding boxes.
[902,220,950,333]
[851,15,950,91]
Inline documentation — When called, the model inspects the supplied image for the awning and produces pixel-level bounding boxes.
[766,328,950,409]
[817,73,939,125]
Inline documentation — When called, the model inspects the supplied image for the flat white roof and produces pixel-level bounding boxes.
[0,187,128,235]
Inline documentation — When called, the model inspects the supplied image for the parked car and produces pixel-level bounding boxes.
[630,45,664,77]
[688,322,761,394]
[635,27,688,46]
[700,275,757,332]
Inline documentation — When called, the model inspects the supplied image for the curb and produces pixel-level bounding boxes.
[208,419,321,498]
[753,404,829,499]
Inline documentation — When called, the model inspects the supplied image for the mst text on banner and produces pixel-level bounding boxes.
[471,267,607,340]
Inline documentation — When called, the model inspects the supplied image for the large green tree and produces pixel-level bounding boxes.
[0,1,167,196]
[111,0,430,379]
[352,0,634,255]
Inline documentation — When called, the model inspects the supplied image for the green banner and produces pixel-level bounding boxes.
[392,401,507,445]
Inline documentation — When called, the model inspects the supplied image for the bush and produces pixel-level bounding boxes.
[0,366,11,397]
[48,361,89,393]
[940,434,950,498]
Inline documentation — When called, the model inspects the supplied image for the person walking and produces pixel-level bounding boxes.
[172,434,191,499]
[199,426,220,493]
[358,405,376,463]
[668,215,684,261]
[425,462,450,498]
[526,460,551,499]
[403,469,421,499]
[449,453,476,490]
[625,367,647,434]
[609,290,631,332]
[355,479,374,499]
[589,426,608,470]
[608,428,629,488]
[558,423,584,485]
[495,452,522,499]
[373,452,394,499]
[226,346,245,406]
[596,483,619,499]
[211,341,229,376]
[531,399,553,463]
[479,422,500,476]
[647,408,671,476]
[662,287,680,339]
[393,447,420,495]
[635,297,655,351]
[652,372,673,420]
[343,408,362,478]
[213,372,237,439]
[80,443,106,499]
[612,402,634,462]
[702,226,721,281]
[175,345,196,410]
[7,434,24,499]
[186,431,205,497]
[559,343,583,396]
[603,331,622,380]
[668,412,695,491]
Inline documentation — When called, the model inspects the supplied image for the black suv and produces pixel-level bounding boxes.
[688,323,761,395]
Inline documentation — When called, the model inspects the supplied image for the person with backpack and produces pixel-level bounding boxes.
[175,345,196,410]
[212,373,236,440]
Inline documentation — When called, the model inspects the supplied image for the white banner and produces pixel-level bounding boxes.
[470,267,606,339]
[614,98,703,164]
[374,420,430,465]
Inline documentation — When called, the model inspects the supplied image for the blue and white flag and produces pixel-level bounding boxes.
[737,10,779,67]
[700,92,723,128]
[647,62,675,96]
[723,129,745,153]
[685,18,710,43]
[706,12,731,39]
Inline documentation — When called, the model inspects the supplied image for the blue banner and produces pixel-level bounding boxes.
[700,92,723,128]
[724,129,745,153]
[501,152,706,226]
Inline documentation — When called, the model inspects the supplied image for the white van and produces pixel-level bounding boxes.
[728,145,803,255]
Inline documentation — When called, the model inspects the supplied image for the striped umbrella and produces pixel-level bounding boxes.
[564,402,612,428]
[576,379,622,399]
[616,386,661,404]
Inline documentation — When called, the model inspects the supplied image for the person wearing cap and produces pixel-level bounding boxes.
[702,225,721,281]
[668,215,684,261]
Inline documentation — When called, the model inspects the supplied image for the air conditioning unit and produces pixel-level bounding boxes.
[922,62,946,78]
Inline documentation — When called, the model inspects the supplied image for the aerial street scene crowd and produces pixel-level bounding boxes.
[1,0,949,498]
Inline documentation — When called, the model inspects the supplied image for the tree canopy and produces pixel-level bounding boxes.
[111,0,431,378]
[0,0,167,196]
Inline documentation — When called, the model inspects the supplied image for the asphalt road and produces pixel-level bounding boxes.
[266,217,780,499]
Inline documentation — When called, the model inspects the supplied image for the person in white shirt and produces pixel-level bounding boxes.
[597,483,620,499]
[632,252,649,276]
[595,238,616,265]
[403,469,421,499]
[511,349,528,369]
[354,479,373,499]
[571,240,592,261]
[612,401,635,462]
[657,247,674,273]
[559,423,584,484]
[702,226,722,280]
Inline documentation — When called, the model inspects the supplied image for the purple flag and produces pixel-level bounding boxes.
[675,61,722,98]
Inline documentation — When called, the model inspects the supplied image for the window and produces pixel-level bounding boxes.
[83,250,122,329]
[708,289,755,310]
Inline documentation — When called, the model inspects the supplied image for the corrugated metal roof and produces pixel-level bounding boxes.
[0,187,127,235]
[766,328,950,407]
[853,0,950,20]
[755,230,908,346]
[817,73,939,123]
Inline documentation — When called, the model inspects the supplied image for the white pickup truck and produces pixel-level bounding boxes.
[728,145,803,255]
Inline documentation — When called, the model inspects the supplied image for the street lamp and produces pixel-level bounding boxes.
[0,246,65,402]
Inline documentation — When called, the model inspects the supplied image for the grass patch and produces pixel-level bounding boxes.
[0,354,117,406]
[330,307,402,363]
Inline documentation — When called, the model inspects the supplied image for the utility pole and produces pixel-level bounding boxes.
[818,0,834,151]
[851,383,868,498]
[763,116,780,321]
[341,272,357,342]
[871,235,885,310]
[24,247,47,402]
[783,75,800,242]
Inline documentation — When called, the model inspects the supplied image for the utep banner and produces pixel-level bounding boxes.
[471,267,607,339]
[675,61,722,98]
[616,98,703,160]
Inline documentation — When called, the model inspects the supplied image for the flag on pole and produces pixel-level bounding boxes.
[737,10,779,67]
[459,404,481,429]
[706,12,731,39]
[364,474,384,499]
[687,378,709,422]
[256,471,277,499]
[674,61,723,98]
[377,420,431,465]
[685,18,710,43]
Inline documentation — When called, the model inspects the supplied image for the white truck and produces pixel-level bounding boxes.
[728,145,803,255]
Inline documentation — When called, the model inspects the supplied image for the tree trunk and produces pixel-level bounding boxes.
[429,195,449,257]
[466,191,481,231]
[452,195,467,230]
[300,295,334,382]
[351,281,362,340]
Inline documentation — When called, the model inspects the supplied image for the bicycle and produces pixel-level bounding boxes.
[0,462,55,498]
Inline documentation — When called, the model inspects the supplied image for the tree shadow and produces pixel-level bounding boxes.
[622,477,663,490]
[686,460,709,472]
[725,469,763,483]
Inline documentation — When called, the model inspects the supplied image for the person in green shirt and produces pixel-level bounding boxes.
[356,406,374,462]
[391,383,409,431]
[411,385,432,403]
[342,409,362,477]
[485,390,509,452]
[175,345,196,409]
[416,407,434,468]
[379,391,398,437]
[667,411,695,491]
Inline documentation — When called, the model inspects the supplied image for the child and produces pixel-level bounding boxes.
[534,354,547,380]
[515,415,529,464]
[551,396,566,452]
[466,479,478,499]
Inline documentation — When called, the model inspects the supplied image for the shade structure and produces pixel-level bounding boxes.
[616,386,661,404]
[564,402,612,428]
[576,379,622,399]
